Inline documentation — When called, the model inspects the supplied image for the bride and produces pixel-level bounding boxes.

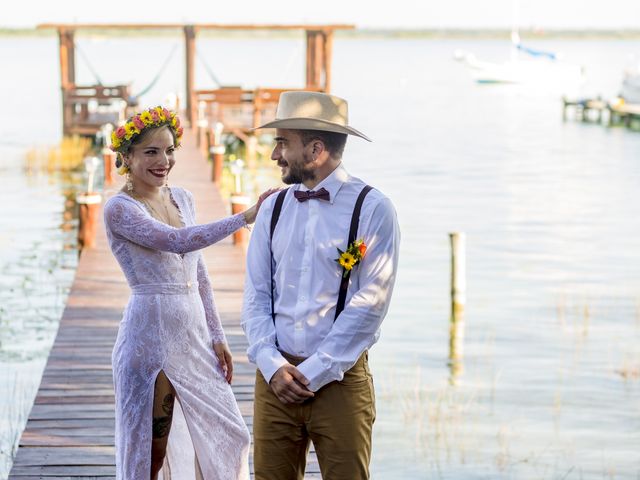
[104,106,274,479]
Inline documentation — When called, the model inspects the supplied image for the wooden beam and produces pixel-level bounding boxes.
[58,28,76,135]
[58,28,75,89]
[184,25,197,128]
[38,23,355,31]
[305,31,325,90]
[313,32,323,89]
[305,31,314,89]
[322,31,333,92]
[67,31,76,87]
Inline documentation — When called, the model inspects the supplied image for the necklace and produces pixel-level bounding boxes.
[126,188,191,288]
[128,188,174,225]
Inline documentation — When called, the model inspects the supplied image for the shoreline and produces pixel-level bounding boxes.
[2,26,640,40]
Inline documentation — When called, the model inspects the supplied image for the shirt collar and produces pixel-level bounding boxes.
[297,164,349,205]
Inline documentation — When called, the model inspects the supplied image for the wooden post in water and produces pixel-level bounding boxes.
[449,232,466,380]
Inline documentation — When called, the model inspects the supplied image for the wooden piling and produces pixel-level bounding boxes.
[230,194,250,246]
[450,232,466,311]
[210,145,225,184]
[448,232,466,380]
[102,148,115,185]
[76,193,102,251]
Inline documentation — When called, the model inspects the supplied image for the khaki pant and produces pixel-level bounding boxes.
[253,352,376,480]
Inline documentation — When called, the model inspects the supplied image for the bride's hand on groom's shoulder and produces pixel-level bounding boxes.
[269,364,314,405]
[213,342,233,384]
[257,188,281,209]
[243,188,282,224]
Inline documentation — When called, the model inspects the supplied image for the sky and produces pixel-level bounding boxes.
[3,0,640,30]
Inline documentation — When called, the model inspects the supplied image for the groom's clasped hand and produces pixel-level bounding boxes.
[269,364,314,404]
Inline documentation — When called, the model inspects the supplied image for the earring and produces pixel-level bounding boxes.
[126,172,133,192]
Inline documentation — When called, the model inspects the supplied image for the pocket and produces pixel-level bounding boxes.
[338,357,371,386]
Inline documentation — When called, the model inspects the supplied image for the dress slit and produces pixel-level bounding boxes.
[155,371,204,480]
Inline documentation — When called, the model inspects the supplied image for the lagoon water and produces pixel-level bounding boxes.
[1,34,639,478]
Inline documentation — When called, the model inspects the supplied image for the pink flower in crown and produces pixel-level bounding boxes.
[132,116,145,130]
[115,126,126,139]
[177,126,184,137]
[150,110,160,122]
[174,116,181,128]
[162,108,171,120]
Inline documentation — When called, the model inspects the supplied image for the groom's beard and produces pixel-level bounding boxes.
[281,151,316,185]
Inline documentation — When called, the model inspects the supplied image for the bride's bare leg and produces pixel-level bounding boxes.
[150,370,176,480]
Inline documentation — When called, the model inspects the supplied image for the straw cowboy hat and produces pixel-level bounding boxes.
[254,91,371,142]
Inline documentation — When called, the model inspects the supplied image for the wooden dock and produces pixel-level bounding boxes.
[8,130,321,479]
[562,96,640,129]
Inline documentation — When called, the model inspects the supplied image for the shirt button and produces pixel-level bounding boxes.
[301,267,308,273]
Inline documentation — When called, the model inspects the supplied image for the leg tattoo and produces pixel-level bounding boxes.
[153,393,174,438]
[162,393,174,416]
[152,415,172,438]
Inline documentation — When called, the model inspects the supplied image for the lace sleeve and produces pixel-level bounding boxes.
[197,253,226,344]
[104,195,246,254]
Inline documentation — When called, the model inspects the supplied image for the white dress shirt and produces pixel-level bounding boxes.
[241,164,400,391]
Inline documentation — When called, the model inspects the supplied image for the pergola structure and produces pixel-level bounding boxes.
[39,23,354,135]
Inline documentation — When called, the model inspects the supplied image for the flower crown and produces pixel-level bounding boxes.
[110,106,184,175]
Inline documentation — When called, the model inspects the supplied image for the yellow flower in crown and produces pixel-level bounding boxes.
[110,132,121,149]
[155,106,166,121]
[109,106,182,157]
[139,110,154,126]
[124,122,140,140]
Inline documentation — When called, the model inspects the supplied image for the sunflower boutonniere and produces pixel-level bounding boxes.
[335,239,367,278]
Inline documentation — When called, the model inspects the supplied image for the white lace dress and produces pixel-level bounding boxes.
[103,187,251,480]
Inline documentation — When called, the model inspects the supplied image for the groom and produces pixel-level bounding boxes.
[241,91,400,479]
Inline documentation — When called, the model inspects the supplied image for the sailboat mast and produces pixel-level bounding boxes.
[510,0,520,63]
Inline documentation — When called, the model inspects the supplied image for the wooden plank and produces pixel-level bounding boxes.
[12,446,115,466]
[20,435,114,447]
[25,419,114,429]
[10,464,115,477]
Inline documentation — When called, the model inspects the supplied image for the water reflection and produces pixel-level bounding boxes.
[0,148,81,478]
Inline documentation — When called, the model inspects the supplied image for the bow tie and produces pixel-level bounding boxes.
[293,187,330,203]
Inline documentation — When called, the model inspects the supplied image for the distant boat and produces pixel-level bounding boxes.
[454,32,586,88]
